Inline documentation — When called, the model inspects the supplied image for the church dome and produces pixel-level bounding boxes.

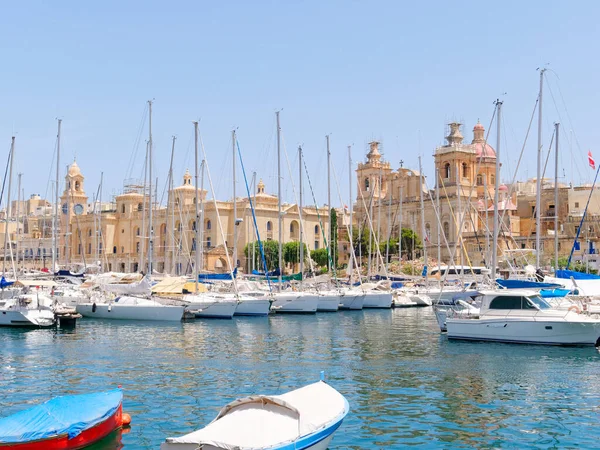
[471,121,496,158]
[68,161,82,177]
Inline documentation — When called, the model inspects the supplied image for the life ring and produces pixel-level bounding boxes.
[568,305,581,314]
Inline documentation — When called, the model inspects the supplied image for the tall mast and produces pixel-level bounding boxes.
[436,166,441,271]
[348,145,353,274]
[399,185,403,261]
[276,111,283,289]
[492,100,503,279]
[377,166,382,273]
[232,130,237,272]
[140,142,148,272]
[536,69,545,267]
[386,176,392,271]
[199,159,205,273]
[53,120,61,272]
[484,173,490,266]
[194,121,200,292]
[299,146,304,289]
[252,171,256,273]
[326,135,331,272]
[554,122,560,271]
[167,136,176,274]
[65,164,70,266]
[419,156,428,283]
[3,137,15,276]
[16,173,21,274]
[147,99,153,275]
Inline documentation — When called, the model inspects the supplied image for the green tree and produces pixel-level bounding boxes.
[400,228,422,260]
[379,237,399,261]
[329,208,338,268]
[244,240,280,272]
[283,241,307,266]
[311,248,329,267]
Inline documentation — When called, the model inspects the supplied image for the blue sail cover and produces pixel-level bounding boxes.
[496,279,563,289]
[0,277,13,288]
[0,389,122,443]
[555,269,600,280]
[251,268,280,277]
[198,268,237,281]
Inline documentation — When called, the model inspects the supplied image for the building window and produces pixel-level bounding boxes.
[136,242,140,253]
[267,221,272,232]
[462,163,469,178]
[443,222,450,240]
[191,220,196,231]
[75,181,80,191]
[314,240,319,249]
[476,174,483,186]
[365,178,370,191]
[425,223,431,240]
[87,243,91,254]
[88,229,92,237]
[137,203,143,211]
[206,220,212,230]
[136,227,140,236]
[444,163,451,179]
[575,202,580,208]
[207,237,211,248]
[113,246,117,254]
[192,238,196,251]
[77,244,81,255]
[121,204,125,213]
[176,221,181,232]
[490,175,495,185]
[99,243,103,254]
[314,225,319,235]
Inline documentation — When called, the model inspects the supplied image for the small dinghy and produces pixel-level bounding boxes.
[0,389,128,449]
[161,378,349,450]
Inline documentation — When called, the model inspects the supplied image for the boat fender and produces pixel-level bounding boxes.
[122,412,132,427]
[92,302,97,313]
[568,305,581,314]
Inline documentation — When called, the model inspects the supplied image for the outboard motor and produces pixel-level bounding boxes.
[535,268,544,282]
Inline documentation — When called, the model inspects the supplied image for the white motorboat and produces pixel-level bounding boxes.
[338,290,365,310]
[393,292,432,308]
[271,292,319,314]
[234,296,271,316]
[161,378,349,450]
[445,289,600,346]
[362,291,392,308]
[0,296,55,327]
[185,293,238,319]
[76,296,184,321]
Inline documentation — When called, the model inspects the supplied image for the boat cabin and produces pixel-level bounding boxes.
[478,290,552,315]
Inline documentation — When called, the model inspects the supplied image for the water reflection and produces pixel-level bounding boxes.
[1,309,600,448]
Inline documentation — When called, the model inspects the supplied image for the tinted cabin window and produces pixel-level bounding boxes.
[489,296,525,310]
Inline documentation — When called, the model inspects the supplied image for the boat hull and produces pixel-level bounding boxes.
[446,318,600,346]
[1,404,122,450]
[76,303,184,321]
[339,293,364,310]
[189,301,237,319]
[0,309,55,328]
[317,294,340,312]
[272,294,318,314]
[234,299,271,316]
[362,292,392,308]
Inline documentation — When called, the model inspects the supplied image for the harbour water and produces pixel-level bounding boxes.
[1,308,600,449]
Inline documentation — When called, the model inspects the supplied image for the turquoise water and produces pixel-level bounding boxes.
[1,308,600,449]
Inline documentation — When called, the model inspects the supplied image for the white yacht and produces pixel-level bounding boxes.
[445,289,600,346]
[315,291,341,312]
[234,296,271,316]
[77,295,185,321]
[184,293,239,319]
[271,292,319,314]
[362,291,393,308]
[0,295,55,327]
[338,290,365,310]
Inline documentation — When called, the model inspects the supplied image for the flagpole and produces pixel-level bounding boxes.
[566,155,600,269]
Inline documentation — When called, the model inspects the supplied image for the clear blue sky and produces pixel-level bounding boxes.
[1,0,599,208]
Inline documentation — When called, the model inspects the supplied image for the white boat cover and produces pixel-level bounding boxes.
[163,381,347,449]
[103,277,152,295]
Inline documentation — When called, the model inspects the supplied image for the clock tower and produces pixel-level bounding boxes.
[59,161,88,263]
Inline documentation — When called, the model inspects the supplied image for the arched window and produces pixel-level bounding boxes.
[191,220,196,231]
[206,220,212,230]
[88,229,92,237]
[444,163,451,179]
[113,246,117,254]
[314,225,319,235]
[121,204,125,214]
[365,178,370,191]
[75,181,80,191]
[491,175,495,185]
[136,227,140,236]
[290,223,294,232]
[476,174,483,186]
[137,203,143,211]
[462,163,469,178]
[207,237,212,248]
[443,222,450,239]
[267,221,272,232]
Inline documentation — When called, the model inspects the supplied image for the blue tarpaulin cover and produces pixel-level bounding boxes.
[0,389,122,443]
[0,277,13,289]
[198,268,237,281]
[556,269,600,280]
[496,279,563,289]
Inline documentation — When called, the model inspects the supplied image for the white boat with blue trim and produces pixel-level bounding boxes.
[445,289,600,346]
[161,377,349,450]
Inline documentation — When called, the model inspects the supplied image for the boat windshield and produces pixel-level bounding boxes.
[527,295,552,310]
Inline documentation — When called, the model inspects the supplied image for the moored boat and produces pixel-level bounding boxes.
[161,378,349,450]
[76,296,185,321]
[0,389,128,449]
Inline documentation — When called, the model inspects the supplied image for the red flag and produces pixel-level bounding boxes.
[589,150,595,170]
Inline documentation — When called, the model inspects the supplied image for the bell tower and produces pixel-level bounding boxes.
[59,161,88,261]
